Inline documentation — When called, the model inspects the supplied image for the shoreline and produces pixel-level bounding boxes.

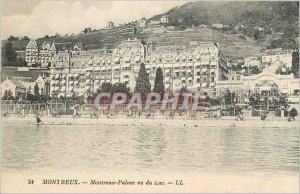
[2,115,298,128]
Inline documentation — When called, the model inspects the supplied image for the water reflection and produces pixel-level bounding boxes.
[2,124,299,175]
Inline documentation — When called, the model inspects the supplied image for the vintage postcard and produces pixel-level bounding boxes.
[1,0,299,193]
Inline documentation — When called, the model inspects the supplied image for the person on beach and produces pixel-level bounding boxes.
[36,114,42,125]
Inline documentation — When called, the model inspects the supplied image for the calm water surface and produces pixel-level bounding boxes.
[2,124,299,175]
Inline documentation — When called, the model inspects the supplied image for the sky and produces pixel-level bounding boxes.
[1,0,185,39]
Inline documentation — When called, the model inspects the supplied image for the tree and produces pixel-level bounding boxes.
[7,35,19,42]
[224,89,235,106]
[134,63,151,100]
[1,42,17,66]
[153,67,165,96]
[99,82,113,93]
[15,57,27,67]
[177,86,191,105]
[112,82,131,95]
[2,90,13,100]
[23,36,30,41]
[292,51,299,78]
[34,83,40,97]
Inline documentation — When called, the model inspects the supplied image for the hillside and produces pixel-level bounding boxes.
[151,1,299,49]
[3,1,298,59]
[4,25,262,59]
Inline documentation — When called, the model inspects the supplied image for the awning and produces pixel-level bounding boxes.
[182,56,187,61]
[174,69,180,72]
[94,67,101,71]
[54,74,60,79]
[181,77,186,80]
[96,58,101,65]
[74,81,79,85]
[188,56,193,61]
[88,59,93,65]
[85,80,91,84]
[187,69,192,73]
[202,68,207,73]
[165,69,170,73]
[86,72,91,77]
[210,69,215,72]
[196,55,201,60]
[86,66,94,71]
[201,83,207,87]
[200,61,209,65]
[73,74,79,77]
[122,64,131,68]
[61,80,66,84]
[211,83,215,87]
[61,74,66,79]
[60,86,66,91]
[68,74,73,78]
[164,64,173,68]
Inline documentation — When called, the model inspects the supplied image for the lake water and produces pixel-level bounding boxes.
[2,124,299,176]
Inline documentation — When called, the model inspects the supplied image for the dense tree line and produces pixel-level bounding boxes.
[1,41,27,67]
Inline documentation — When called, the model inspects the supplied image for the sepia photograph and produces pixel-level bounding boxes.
[1,0,299,193]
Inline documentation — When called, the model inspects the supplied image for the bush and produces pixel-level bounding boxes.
[238,35,246,40]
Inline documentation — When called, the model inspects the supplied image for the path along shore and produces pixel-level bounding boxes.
[2,114,298,128]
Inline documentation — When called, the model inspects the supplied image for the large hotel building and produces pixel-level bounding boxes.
[50,39,229,98]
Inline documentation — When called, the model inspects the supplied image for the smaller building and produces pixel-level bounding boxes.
[108,21,114,28]
[160,15,169,24]
[234,24,245,31]
[138,18,147,27]
[25,40,39,66]
[244,57,260,67]
[33,75,50,95]
[39,41,56,68]
[212,23,227,29]
[254,26,264,32]
[262,48,293,69]
[1,78,26,98]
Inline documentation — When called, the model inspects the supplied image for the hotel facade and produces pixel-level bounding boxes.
[50,39,228,98]
[49,38,299,105]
